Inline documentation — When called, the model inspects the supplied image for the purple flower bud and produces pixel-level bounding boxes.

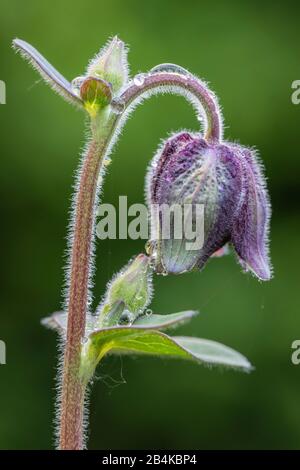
[147,132,271,281]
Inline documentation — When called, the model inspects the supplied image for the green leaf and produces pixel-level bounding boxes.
[13,39,83,107]
[133,310,198,329]
[172,336,252,371]
[42,309,198,334]
[41,311,95,335]
[44,314,252,381]
[87,327,252,372]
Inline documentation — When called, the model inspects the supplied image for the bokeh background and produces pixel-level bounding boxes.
[1,0,300,450]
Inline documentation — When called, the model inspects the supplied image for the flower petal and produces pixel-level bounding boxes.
[231,147,272,280]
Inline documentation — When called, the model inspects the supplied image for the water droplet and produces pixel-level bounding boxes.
[149,253,158,271]
[81,336,89,345]
[150,63,191,78]
[103,156,112,167]
[97,174,103,187]
[145,308,152,316]
[71,76,86,96]
[133,73,146,86]
[111,98,125,114]
[145,240,152,255]
[118,311,134,325]
[145,240,157,257]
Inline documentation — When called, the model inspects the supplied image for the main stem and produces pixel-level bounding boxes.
[59,111,118,450]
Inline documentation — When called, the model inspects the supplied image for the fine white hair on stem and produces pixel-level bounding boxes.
[54,335,91,449]
[117,71,224,142]
[12,38,83,108]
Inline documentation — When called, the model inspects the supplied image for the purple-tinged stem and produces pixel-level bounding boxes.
[59,110,118,448]
[59,139,101,449]
[119,71,222,142]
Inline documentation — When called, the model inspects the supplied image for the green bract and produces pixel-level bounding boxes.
[96,254,153,327]
[87,36,128,93]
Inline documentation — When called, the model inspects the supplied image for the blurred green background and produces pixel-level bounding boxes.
[1,0,300,450]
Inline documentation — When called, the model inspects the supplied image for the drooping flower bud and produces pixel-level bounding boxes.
[97,254,153,327]
[147,132,271,281]
[87,36,128,93]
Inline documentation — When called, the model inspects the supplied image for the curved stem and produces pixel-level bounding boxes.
[119,71,223,142]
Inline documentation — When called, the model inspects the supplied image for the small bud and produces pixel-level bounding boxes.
[97,254,153,327]
[87,36,128,93]
[80,77,112,115]
[147,132,271,280]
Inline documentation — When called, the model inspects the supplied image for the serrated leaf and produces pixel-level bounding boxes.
[133,310,198,330]
[87,327,252,373]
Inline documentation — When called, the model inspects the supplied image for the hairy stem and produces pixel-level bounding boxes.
[119,71,222,142]
[59,111,118,450]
